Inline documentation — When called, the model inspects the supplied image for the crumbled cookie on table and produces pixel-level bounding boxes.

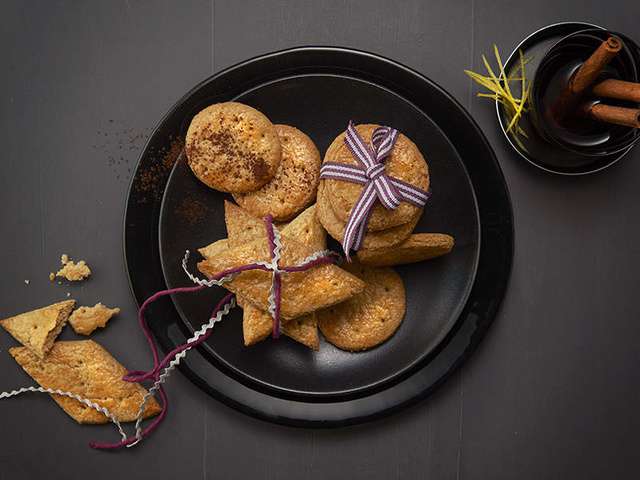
[56,254,91,281]
[68,303,120,336]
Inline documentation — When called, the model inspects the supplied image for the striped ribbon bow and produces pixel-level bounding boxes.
[320,122,430,257]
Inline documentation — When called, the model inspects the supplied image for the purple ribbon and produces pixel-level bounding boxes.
[320,122,430,257]
[261,215,340,337]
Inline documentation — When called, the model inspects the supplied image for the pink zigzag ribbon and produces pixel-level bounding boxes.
[320,122,430,258]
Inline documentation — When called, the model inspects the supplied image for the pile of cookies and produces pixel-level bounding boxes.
[0,300,160,423]
[186,102,455,352]
[318,124,431,256]
[186,102,321,221]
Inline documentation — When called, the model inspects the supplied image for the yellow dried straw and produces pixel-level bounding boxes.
[465,46,531,150]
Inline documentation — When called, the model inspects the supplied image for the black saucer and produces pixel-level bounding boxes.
[124,47,513,426]
[498,22,634,175]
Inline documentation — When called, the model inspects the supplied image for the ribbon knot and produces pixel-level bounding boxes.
[365,163,386,180]
[182,215,338,339]
[320,121,431,258]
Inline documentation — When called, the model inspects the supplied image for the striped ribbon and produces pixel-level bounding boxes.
[320,122,430,257]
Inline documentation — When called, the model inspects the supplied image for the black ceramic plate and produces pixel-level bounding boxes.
[124,47,513,425]
[498,22,634,175]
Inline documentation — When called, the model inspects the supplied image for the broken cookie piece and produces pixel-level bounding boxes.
[56,254,91,281]
[0,300,75,358]
[9,340,161,424]
[68,303,120,336]
[356,233,455,267]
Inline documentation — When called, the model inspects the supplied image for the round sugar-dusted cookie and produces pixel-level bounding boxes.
[185,102,281,193]
[316,181,420,250]
[233,125,321,221]
[324,124,429,231]
[318,262,406,351]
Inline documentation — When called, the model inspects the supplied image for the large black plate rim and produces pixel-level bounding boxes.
[123,46,514,427]
[497,21,634,176]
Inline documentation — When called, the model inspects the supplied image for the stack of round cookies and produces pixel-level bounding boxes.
[185,102,321,221]
[316,124,430,251]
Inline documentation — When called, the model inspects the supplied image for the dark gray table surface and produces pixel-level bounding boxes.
[2,1,639,479]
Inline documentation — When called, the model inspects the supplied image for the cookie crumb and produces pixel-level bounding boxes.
[49,272,55,281]
[68,303,120,336]
[56,255,91,282]
[66,292,71,297]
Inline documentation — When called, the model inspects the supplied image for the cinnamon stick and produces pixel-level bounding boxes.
[553,36,623,121]
[581,103,640,128]
[592,78,640,103]
[571,37,622,93]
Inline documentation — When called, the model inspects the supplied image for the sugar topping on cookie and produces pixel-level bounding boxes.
[185,102,282,193]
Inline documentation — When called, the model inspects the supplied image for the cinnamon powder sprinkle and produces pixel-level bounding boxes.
[174,196,207,226]
[134,137,184,203]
